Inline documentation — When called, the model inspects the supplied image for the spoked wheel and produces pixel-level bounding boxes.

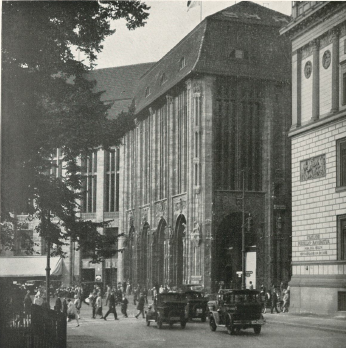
[254,325,261,335]
[180,320,186,329]
[209,317,217,331]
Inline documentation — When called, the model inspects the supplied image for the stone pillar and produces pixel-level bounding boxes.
[185,80,192,283]
[117,142,125,284]
[331,27,340,113]
[294,49,302,127]
[311,39,320,121]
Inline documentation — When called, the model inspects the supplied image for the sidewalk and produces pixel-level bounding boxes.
[264,312,346,334]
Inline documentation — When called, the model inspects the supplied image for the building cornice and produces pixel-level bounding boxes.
[288,109,346,138]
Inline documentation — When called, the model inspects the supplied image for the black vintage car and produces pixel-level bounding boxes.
[184,290,208,322]
[146,292,188,329]
[208,289,265,335]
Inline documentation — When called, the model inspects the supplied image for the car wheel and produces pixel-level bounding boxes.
[209,317,217,331]
[227,325,235,335]
[157,315,163,329]
[180,320,186,329]
[254,325,261,335]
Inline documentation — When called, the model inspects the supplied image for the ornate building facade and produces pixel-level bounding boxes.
[117,2,292,293]
[281,1,346,315]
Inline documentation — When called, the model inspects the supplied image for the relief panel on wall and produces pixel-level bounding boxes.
[300,154,326,181]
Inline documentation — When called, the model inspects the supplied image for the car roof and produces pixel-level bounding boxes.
[219,289,260,294]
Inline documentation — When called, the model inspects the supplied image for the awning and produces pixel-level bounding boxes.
[0,256,61,278]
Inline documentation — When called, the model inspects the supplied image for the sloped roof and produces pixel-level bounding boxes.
[0,256,61,278]
[86,62,155,119]
[134,1,290,114]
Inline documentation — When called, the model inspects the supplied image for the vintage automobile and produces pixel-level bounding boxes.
[184,290,208,322]
[208,289,265,335]
[146,292,188,329]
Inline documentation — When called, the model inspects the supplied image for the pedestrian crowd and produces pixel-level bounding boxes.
[260,282,290,314]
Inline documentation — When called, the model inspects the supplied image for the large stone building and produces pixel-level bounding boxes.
[117,2,292,293]
[2,2,293,293]
[281,1,346,315]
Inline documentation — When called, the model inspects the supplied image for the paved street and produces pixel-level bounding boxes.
[65,296,346,348]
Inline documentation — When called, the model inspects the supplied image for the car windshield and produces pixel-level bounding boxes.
[159,293,185,302]
[224,292,261,304]
[186,292,203,299]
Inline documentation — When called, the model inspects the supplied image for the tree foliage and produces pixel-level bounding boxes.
[1,1,148,261]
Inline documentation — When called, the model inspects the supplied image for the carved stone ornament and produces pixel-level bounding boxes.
[329,27,340,43]
[190,221,202,247]
[165,226,173,241]
[155,200,167,223]
[166,95,173,104]
[174,198,186,214]
[322,50,331,70]
[193,83,202,95]
[304,61,312,79]
[300,154,326,181]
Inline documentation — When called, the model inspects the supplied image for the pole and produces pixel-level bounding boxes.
[241,170,246,290]
[45,211,51,308]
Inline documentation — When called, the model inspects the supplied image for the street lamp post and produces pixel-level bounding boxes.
[45,211,51,308]
[241,170,246,290]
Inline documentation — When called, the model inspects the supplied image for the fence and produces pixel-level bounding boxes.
[0,303,66,348]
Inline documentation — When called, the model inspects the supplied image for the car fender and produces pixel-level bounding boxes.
[210,311,220,324]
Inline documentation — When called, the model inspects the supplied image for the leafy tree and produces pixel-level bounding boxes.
[1,1,148,261]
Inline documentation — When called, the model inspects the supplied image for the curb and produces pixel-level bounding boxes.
[266,320,346,334]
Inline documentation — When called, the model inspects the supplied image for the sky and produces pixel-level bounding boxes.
[95,0,292,70]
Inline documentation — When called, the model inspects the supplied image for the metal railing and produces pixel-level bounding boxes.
[0,303,66,348]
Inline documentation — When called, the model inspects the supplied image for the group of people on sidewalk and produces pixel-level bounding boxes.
[85,284,130,321]
[260,283,290,314]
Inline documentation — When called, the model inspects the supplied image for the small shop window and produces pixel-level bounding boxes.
[338,291,346,311]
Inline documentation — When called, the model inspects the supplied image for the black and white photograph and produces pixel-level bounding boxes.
[0,1,345,347]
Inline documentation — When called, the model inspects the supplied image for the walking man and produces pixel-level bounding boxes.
[271,288,280,314]
[104,290,119,320]
[135,293,145,319]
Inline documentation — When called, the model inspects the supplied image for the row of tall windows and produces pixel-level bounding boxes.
[81,151,97,213]
[175,90,188,194]
[81,149,120,213]
[105,149,120,212]
[157,105,167,200]
[214,77,262,191]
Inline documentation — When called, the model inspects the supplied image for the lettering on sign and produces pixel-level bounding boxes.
[300,154,326,181]
[298,234,331,256]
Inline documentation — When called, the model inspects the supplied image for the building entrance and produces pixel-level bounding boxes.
[172,214,186,287]
[152,219,166,288]
[214,213,242,289]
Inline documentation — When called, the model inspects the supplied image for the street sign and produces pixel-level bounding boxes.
[274,204,286,210]
[245,271,253,277]
[236,271,242,277]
